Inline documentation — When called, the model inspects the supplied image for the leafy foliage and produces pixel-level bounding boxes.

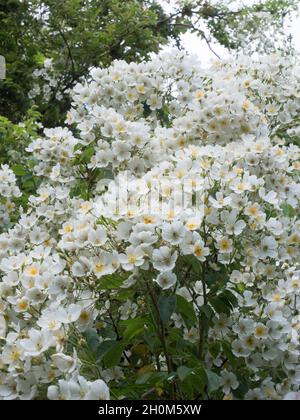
[1,0,298,126]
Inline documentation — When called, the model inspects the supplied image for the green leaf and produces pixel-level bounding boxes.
[101,168,114,180]
[201,304,214,320]
[96,340,117,361]
[210,296,231,316]
[177,366,192,381]
[206,370,222,393]
[12,164,26,176]
[209,341,221,358]
[232,380,249,399]
[176,295,197,324]
[98,273,128,290]
[182,255,201,275]
[103,342,126,368]
[222,341,239,368]
[158,295,177,324]
[83,329,99,353]
[206,271,221,286]
[282,203,296,217]
[135,373,152,385]
[75,146,95,164]
[189,364,208,393]
[121,317,147,341]
[206,269,229,287]
[220,290,238,308]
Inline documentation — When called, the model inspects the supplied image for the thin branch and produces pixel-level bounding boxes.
[57,27,76,74]
[200,30,221,60]
[173,22,221,59]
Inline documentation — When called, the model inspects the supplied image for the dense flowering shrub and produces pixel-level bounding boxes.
[1,52,300,400]
[0,165,21,232]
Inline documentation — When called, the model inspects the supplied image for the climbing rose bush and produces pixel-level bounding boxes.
[1,52,300,400]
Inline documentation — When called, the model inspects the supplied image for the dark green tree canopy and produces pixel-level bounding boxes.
[0,0,172,125]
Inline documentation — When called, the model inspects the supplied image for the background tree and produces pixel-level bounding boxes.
[0,0,298,127]
[168,0,298,55]
[0,0,172,125]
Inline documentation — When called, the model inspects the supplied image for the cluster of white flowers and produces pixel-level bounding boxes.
[2,52,300,399]
[26,127,80,182]
[28,58,63,103]
[213,55,300,138]
[0,165,21,231]
[66,53,268,175]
